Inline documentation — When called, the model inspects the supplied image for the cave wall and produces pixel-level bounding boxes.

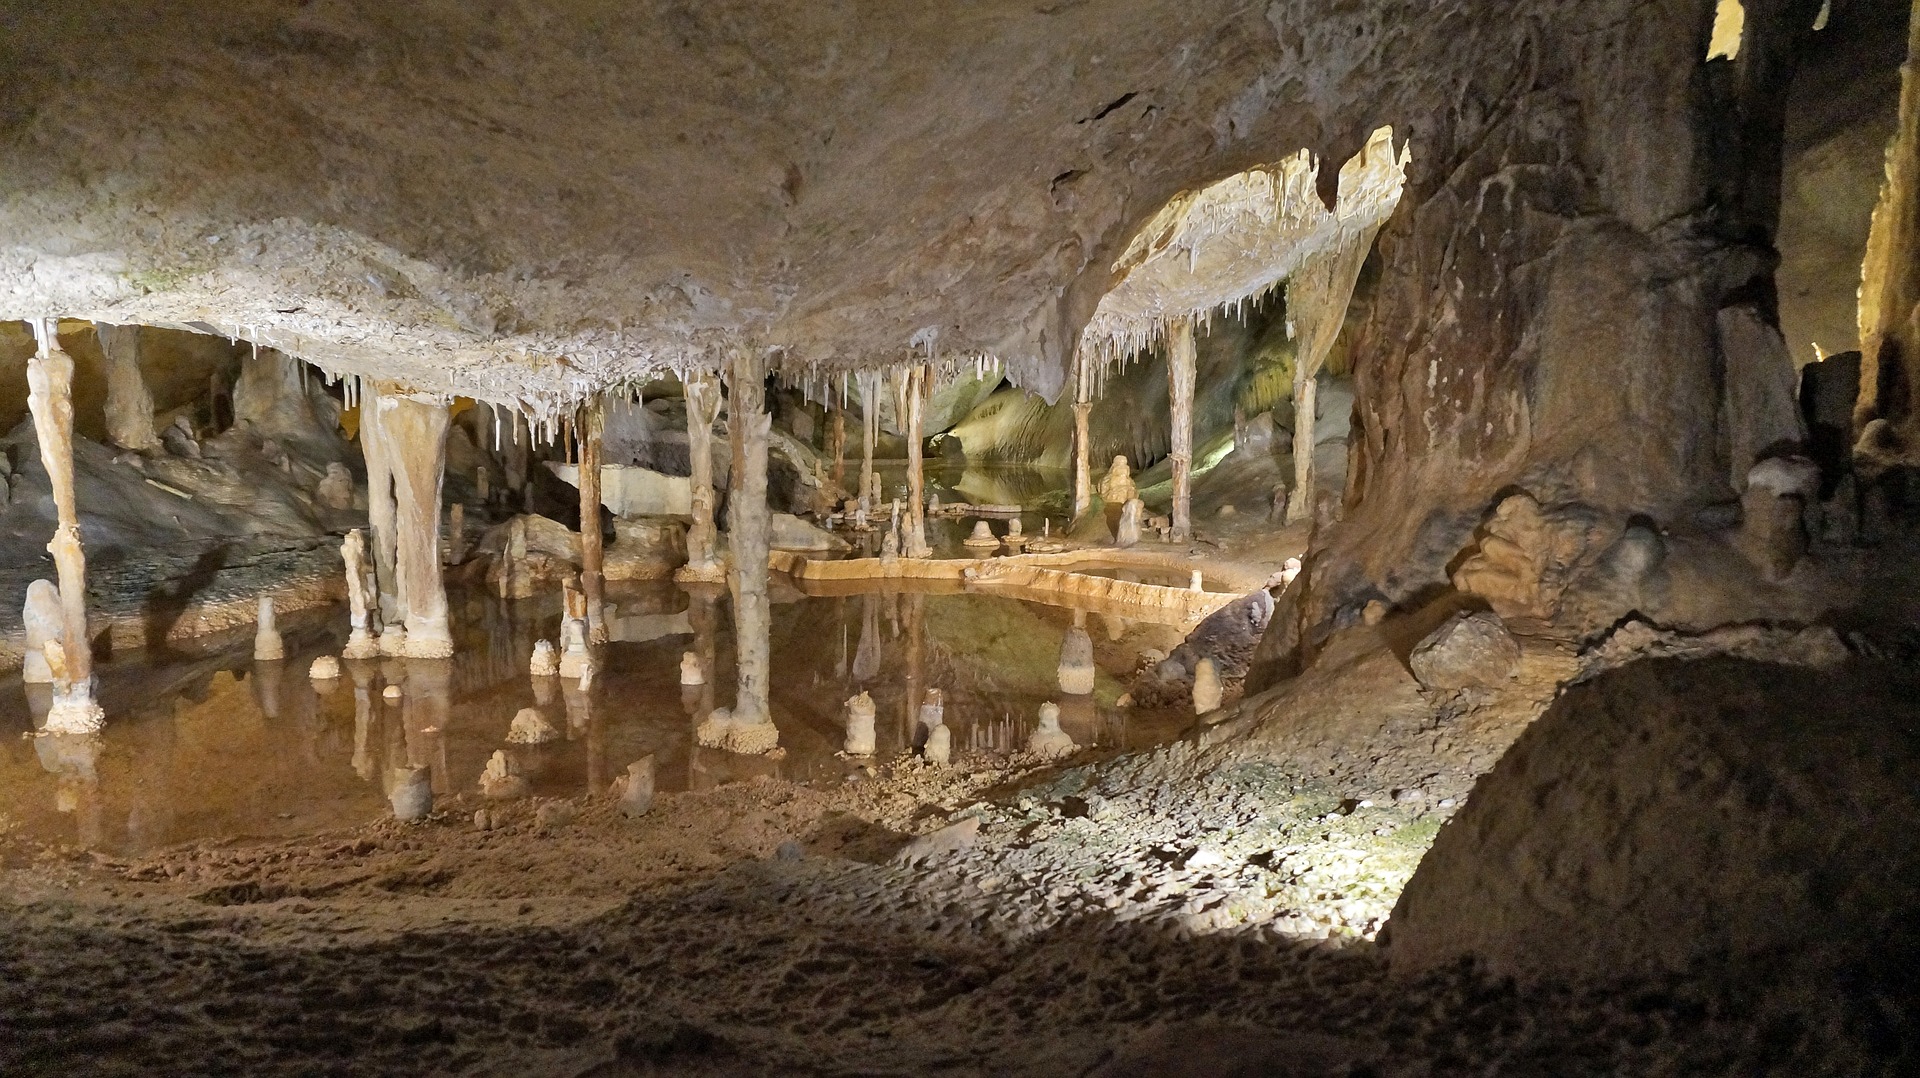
[1305,0,1828,626]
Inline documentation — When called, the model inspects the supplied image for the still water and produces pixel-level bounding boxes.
[1,580,1193,855]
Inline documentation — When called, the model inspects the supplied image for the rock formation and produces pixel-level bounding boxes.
[315,462,355,511]
[1407,611,1521,691]
[308,655,341,680]
[723,344,778,753]
[1097,456,1137,509]
[679,651,705,686]
[1115,498,1144,548]
[1191,658,1222,714]
[615,756,656,818]
[963,520,1000,550]
[479,750,528,799]
[506,707,560,745]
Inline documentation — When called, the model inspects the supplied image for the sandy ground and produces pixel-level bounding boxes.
[2,623,1902,1076]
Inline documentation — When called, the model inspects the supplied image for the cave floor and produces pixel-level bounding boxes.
[0,569,1896,1073]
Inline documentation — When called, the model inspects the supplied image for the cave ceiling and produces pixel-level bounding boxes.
[1,0,1536,412]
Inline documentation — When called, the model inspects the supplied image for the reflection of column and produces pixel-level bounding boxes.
[852,591,881,683]
[677,371,726,582]
[904,365,932,558]
[27,320,104,733]
[725,344,776,745]
[1056,695,1099,749]
[402,659,452,795]
[578,401,608,643]
[903,591,925,753]
[251,657,284,720]
[379,391,453,657]
[348,660,377,781]
[1168,320,1196,543]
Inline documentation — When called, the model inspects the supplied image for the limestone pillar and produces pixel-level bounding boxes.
[904,364,932,558]
[859,370,880,512]
[1855,0,1920,454]
[723,344,777,752]
[1071,401,1094,521]
[1168,321,1196,542]
[360,381,404,640]
[1288,372,1318,524]
[26,320,103,733]
[577,401,607,643]
[96,324,161,452]
[377,391,453,658]
[676,370,726,582]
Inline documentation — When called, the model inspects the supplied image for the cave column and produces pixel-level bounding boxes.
[26,319,103,733]
[1284,226,1383,524]
[859,370,880,513]
[1288,373,1318,523]
[577,400,607,643]
[378,391,454,658]
[1855,0,1920,450]
[360,380,405,647]
[1168,321,1196,543]
[724,342,777,751]
[905,363,932,558]
[96,324,161,452]
[827,404,847,492]
[676,370,726,582]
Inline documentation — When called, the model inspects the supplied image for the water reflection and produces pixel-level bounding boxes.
[1,577,1188,854]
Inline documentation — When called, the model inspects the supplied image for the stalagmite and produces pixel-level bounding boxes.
[724,343,779,754]
[340,534,377,663]
[253,595,285,661]
[378,391,454,658]
[96,324,161,452]
[1168,320,1197,542]
[616,756,656,818]
[1027,702,1076,759]
[844,691,877,756]
[530,639,559,677]
[577,401,607,642]
[309,655,341,680]
[389,765,433,821]
[480,750,528,799]
[1058,626,1096,695]
[361,382,404,647]
[676,370,726,582]
[679,651,705,686]
[559,613,593,680]
[924,719,952,766]
[26,321,104,733]
[904,364,932,558]
[22,580,60,684]
[1192,657,1223,714]
[963,519,1000,550]
[1115,498,1145,548]
[316,462,354,510]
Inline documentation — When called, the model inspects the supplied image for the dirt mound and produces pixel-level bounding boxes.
[1387,656,1920,983]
